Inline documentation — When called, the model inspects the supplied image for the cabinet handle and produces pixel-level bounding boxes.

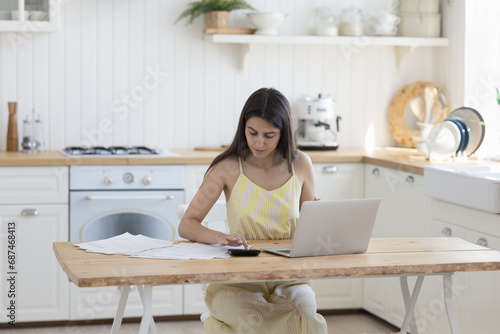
[21,209,39,216]
[477,237,489,247]
[405,176,415,183]
[372,168,380,175]
[441,227,452,236]
[322,166,338,174]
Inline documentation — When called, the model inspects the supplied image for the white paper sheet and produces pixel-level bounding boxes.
[75,232,248,259]
[131,243,245,260]
[76,232,174,255]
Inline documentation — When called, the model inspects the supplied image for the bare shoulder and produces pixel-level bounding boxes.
[293,150,314,178]
[205,155,240,184]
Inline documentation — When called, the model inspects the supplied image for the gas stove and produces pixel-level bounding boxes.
[61,146,178,157]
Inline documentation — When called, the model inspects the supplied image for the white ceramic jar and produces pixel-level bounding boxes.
[400,0,439,14]
[338,6,364,36]
[399,13,441,37]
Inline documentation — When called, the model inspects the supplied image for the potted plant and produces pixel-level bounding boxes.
[175,0,254,31]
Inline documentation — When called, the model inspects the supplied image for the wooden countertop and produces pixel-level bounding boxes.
[0,148,495,175]
[53,238,500,288]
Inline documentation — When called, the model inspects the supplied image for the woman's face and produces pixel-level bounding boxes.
[245,116,281,158]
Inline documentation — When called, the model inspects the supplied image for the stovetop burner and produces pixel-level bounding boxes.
[63,146,159,156]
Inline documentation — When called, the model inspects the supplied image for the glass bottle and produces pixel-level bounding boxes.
[313,7,338,36]
[34,115,44,152]
[338,6,364,36]
[21,115,35,152]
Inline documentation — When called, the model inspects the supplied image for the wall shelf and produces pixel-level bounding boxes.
[204,34,449,72]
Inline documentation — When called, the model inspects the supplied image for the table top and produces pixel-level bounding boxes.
[53,238,500,288]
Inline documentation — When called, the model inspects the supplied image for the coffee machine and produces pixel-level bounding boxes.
[295,94,341,150]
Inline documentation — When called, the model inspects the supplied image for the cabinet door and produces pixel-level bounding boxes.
[311,163,364,310]
[364,164,429,238]
[0,166,68,204]
[313,163,364,200]
[431,201,500,333]
[363,164,429,328]
[0,204,68,322]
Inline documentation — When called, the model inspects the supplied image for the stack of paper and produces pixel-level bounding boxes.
[75,232,243,259]
[76,233,174,254]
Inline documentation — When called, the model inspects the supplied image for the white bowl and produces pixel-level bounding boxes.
[29,10,48,21]
[11,10,29,20]
[247,12,287,35]
[425,121,461,161]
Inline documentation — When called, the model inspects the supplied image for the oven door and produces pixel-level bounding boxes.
[69,190,184,242]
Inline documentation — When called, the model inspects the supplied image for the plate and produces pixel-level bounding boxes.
[446,119,468,154]
[446,107,485,156]
[425,121,461,161]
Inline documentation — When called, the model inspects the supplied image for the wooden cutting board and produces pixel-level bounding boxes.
[204,28,255,35]
[194,145,229,151]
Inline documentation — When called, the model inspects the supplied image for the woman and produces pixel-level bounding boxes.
[178,87,327,333]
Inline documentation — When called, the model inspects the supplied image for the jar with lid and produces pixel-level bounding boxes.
[312,7,338,36]
[338,6,364,36]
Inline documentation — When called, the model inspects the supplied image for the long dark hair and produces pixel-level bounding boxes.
[208,87,296,173]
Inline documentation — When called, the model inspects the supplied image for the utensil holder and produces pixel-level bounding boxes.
[7,102,19,152]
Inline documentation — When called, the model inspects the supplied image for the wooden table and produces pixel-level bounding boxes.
[54,238,500,334]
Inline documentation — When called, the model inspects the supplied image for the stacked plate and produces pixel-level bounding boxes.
[426,107,485,160]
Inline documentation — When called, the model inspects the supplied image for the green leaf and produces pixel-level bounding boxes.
[174,0,255,25]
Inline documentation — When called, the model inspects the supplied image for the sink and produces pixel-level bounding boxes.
[424,164,500,213]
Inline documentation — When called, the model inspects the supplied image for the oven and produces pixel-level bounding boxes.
[69,164,185,242]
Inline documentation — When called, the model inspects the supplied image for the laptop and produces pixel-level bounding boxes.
[262,198,380,258]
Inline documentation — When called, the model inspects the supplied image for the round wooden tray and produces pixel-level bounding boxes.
[388,81,449,148]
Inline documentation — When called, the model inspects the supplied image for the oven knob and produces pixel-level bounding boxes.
[122,172,134,184]
[142,176,152,185]
[104,176,114,185]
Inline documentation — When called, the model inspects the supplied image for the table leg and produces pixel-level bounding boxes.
[111,285,130,334]
[443,274,461,334]
[136,285,157,334]
[399,275,424,334]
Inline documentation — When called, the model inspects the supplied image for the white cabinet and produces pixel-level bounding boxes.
[0,167,68,323]
[363,164,430,328]
[0,0,60,32]
[311,163,365,310]
[363,164,429,238]
[429,200,500,334]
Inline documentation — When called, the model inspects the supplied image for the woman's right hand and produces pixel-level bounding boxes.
[216,233,249,249]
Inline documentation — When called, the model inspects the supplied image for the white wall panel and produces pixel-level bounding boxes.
[0,0,443,152]
[112,0,130,146]
[64,0,81,147]
[48,16,65,149]
[96,0,114,148]
[80,0,98,147]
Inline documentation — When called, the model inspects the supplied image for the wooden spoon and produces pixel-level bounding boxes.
[424,87,438,123]
[409,98,425,123]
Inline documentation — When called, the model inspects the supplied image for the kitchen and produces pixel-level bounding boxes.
[1,0,500,333]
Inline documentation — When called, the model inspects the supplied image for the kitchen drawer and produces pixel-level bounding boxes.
[0,167,69,204]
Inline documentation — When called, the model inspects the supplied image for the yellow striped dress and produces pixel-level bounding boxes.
[204,158,328,334]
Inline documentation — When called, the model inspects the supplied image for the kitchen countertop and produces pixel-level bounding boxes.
[0,148,495,175]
